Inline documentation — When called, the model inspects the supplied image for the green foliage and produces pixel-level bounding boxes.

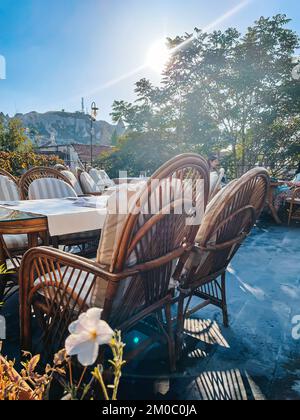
[0,116,62,175]
[0,151,64,176]
[0,117,33,152]
[110,130,119,147]
[96,132,188,177]
[103,15,300,178]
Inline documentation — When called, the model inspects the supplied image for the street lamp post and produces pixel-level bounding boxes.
[90,101,99,167]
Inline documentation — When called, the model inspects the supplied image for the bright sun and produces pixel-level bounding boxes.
[146,39,171,73]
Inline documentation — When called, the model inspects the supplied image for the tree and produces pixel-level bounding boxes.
[110,130,119,147]
[0,117,32,152]
[96,131,182,178]
[108,15,300,177]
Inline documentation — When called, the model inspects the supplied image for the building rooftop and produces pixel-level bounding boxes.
[72,143,114,163]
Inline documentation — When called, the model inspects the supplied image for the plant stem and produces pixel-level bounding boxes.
[77,366,87,390]
[93,366,109,401]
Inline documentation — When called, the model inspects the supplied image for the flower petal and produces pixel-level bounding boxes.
[95,321,114,345]
[76,340,99,367]
[68,319,80,334]
[65,331,91,356]
[76,308,103,333]
[86,307,103,321]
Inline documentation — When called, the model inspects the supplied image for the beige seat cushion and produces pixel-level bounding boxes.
[92,180,185,308]
[61,170,83,195]
[80,172,104,194]
[98,170,115,188]
[0,175,20,201]
[92,183,144,308]
[96,183,142,269]
[89,169,107,190]
[28,178,77,200]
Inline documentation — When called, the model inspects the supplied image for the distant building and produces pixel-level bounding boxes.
[72,144,113,167]
[35,143,114,169]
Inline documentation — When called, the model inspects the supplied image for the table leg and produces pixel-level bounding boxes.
[39,231,49,246]
[28,233,39,249]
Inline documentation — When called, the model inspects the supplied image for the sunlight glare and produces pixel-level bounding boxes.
[146,39,170,73]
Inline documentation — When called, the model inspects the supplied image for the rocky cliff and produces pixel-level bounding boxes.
[7,111,125,146]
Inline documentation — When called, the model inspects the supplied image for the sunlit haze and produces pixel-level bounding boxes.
[0,0,299,121]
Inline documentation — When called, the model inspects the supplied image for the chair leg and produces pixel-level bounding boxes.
[221,272,229,328]
[175,294,185,362]
[165,303,176,372]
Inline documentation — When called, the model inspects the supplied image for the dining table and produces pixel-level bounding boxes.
[0,196,109,266]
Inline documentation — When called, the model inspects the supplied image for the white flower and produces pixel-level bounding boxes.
[65,308,114,366]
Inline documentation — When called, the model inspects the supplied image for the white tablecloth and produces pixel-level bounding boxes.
[0,196,109,236]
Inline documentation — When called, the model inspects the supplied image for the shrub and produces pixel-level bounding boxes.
[0,151,64,176]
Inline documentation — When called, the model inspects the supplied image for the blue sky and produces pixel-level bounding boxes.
[0,0,299,122]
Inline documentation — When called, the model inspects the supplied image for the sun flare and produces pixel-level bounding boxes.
[146,39,171,73]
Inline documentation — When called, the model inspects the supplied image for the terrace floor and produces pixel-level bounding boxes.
[120,221,300,400]
[2,221,300,400]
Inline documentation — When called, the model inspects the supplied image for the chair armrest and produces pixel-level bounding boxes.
[20,243,189,284]
[20,246,140,284]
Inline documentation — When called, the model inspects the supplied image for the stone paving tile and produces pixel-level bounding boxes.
[120,223,300,400]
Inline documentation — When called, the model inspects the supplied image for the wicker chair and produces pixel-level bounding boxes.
[90,169,115,189]
[19,167,73,200]
[287,187,300,225]
[19,167,100,253]
[0,173,28,270]
[175,167,270,358]
[53,164,68,172]
[0,169,19,185]
[79,171,104,195]
[19,153,210,370]
[0,174,31,300]
[61,170,84,195]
